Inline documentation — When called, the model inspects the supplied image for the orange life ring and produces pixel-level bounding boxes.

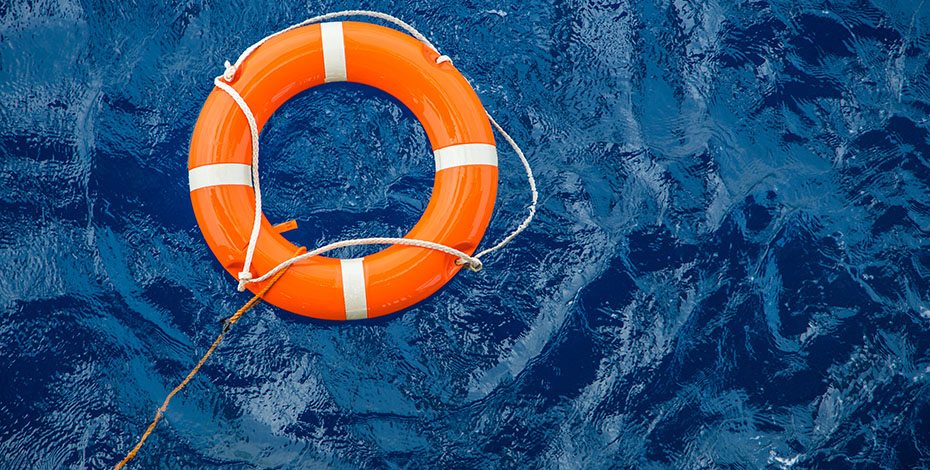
[188,21,498,320]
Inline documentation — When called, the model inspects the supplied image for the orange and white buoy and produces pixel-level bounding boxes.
[189,21,499,320]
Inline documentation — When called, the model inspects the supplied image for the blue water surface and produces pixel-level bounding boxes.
[3,0,930,468]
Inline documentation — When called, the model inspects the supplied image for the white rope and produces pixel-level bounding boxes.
[239,238,482,291]
[475,114,537,259]
[222,10,451,82]
[212,78,262,284]
[213,11,537,293]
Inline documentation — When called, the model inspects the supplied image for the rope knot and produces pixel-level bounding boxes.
[223,60,237,82]
[455,257,483,272]
[237,271,252,292]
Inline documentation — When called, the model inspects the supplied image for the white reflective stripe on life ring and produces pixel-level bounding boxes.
[433,143,498,172]
[321,22,347,83]
[188,163,252,191]
[340,257,368,319]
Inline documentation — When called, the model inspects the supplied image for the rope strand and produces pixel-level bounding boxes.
[112,249,303,470]
[222,10,451,81]
[212,77,262,284]
[474,114,537,259]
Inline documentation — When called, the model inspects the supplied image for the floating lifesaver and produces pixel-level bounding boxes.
[189,22,498,320]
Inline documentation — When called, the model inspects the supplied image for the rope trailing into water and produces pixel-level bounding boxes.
[215,10,538,293]
[112,248,304,470]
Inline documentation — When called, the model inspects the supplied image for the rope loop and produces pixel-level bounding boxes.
[213,10,537,293]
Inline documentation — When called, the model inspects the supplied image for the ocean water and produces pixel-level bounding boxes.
[3,0,930,468]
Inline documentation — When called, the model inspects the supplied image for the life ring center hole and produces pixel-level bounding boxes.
[259,83,433,258]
